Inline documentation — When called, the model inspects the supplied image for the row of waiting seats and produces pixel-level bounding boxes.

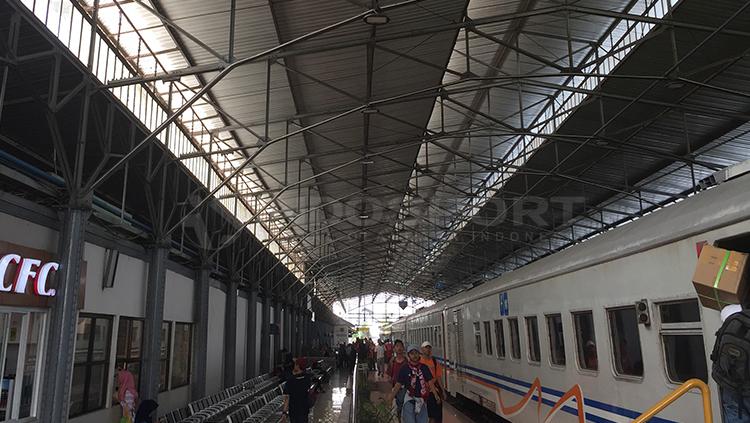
[225,385,285,423]
[157,373,279,423]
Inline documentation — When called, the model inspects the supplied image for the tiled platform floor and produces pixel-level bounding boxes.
[307,368,479,423]
[309,369,349,423]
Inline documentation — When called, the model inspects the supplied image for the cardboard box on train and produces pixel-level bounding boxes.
[692,245,750,311]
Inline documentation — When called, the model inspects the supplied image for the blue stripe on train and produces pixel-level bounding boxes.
[433,356,677,423]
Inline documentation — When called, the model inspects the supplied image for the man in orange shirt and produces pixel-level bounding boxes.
[420,341,443,423]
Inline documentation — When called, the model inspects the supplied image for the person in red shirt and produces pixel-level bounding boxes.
[389,339,408,418]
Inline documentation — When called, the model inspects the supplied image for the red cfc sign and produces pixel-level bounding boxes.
[0,254,58,297]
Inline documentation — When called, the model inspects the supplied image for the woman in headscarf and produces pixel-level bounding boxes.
[116,364,139,423]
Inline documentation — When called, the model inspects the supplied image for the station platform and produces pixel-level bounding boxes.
[309,369,350,422]
[334,370,475,423]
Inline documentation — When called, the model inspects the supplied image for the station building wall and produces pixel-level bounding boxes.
[0,209,266,422]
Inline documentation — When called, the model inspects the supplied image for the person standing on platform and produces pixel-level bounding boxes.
[713,304,750,422]
[115,364,139,423]
[420,341,444,423]
[282,358,312,423]
[388,345,440,423]
[389,340,408,419]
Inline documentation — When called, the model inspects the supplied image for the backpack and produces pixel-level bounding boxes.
[711,310,750,416]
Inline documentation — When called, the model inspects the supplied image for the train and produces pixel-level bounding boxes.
[383,172,750,422]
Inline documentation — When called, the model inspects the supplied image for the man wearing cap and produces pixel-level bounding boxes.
[388,345,440,423]
[420,341,443,423]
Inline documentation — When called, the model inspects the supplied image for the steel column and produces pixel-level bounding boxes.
[190,264,211,400]
[223,279,238,387]
[245,286,258,377]
[141,245,169,401]
[40,205,90,422]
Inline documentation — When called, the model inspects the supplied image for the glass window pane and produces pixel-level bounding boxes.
[129,320,143,359]
[160,322,170,360]
[494,320,505,359]
[608,307,644,377]
[473,322,481,355]
[573,311,598,371]
[171,323,191,388]
[547,314,566,366]
[92,318,110,362]
[660,300,700,324]
[509,318,521,360]
[86,363,107,412]
[663,334,707,383]
[116,319,128,361]
[19,313,44,418]
[69,365,86,417]
[526,316,541,363]
[2,313,25,419]
[75,318,92,364]
[483,322,492,356]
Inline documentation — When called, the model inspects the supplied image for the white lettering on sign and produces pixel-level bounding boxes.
[0,254,58,297]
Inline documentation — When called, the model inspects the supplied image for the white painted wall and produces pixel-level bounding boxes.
[165,270,194,322]
[206,285,226,393]
[0,210,296,419]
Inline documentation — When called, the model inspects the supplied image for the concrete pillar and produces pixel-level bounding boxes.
[223,279,238,387]
[141,245,169,401]
[40,205,90,422]
[259,291,271,373]
[191,264,211,400]
[245,287,258,378]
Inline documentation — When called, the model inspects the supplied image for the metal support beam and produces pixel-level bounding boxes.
[223,278,238,387]
[191,264,211,400]
[40,205,91,422]
[141,245,169,401]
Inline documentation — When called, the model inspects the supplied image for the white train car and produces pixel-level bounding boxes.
[392,173,750,422]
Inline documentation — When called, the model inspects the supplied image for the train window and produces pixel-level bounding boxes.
[660,300,700,324]
[546,314,566,367]
[494,320,505,359]
[473,322,482,355]
[483,322,493,356]
[573,311,598,371]
[509,318,521,359]
[526,316,541,363]
[608,307,644,377]
[658,300,707,384]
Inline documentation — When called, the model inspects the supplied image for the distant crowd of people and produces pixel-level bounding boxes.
[335,338,443,423]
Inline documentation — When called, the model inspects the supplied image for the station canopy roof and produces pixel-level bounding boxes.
[17,0,750,305]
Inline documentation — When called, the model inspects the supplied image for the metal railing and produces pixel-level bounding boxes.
[632,378,712,423]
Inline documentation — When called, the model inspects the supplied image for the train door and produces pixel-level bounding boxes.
[446,309,464,394]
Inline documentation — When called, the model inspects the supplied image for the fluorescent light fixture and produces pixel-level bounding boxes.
[362,107,380,114]
[361,157,374,165]
[359,213,370,219]
[363,12,390,25]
